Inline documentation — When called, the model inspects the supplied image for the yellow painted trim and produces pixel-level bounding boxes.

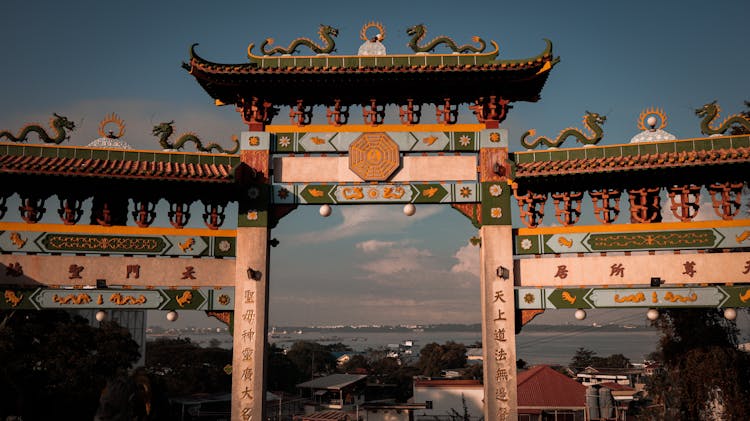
[265,124,484,133]
[0,222,236,237]
[517,219,750,235]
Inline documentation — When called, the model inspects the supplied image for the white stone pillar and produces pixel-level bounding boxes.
[231,227,269,421]
[480,225,517,421]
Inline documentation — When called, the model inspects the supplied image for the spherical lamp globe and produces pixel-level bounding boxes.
[166,310,179,322]
[724,308,737,321]
[574,309,587,320]
[319,204,332,217]
[646,308,659,321]
[95,310,107,322]
[403,203,416,216]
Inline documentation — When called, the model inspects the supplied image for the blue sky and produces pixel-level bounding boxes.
[2,1,749,329]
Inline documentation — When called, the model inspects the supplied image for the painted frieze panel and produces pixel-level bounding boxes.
[515,251,750,287]
[0,287,234,311]
[0,231,235,257]
[516,286,749,309]
[253,128,507,153]
[272,182,481,204]
[515,224,750,255]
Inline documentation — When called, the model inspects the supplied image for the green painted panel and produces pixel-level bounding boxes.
[161,289,206,310]
[731,136,749,148]
[40,233,168,254]
[0,288,37,310]
[656,142,676,154]
[711,137,731,150]
[414,184,449,203]
[213,237,236,257]
[585,147,604,159]
[721,286,750,308]
[547,288,592,309]
[513,152,534,164]
[480,182,511,225]
[586,230,716,251]
[300,185,335,204]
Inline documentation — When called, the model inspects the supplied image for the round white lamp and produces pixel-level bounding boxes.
[646,308,660,321]
[724,308,737,321]
[403,203,416,216]
[319,204,332,217]
[574,309,587,320]
[95,310,107,322]
[166,310,179,322]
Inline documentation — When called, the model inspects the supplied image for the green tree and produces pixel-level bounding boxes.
[145,337,232,396]
[645,309,750,420]
[286,341,337,380]
[267,343,301,392]
[340,354,370,373]
[0,310,140,420]
[569,347,597,370]
[416,341,467,377]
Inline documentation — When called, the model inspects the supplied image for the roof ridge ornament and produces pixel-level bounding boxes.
[695,100,750,136]
[520,111,606,149]
[98,112,126,139]
[251,24,339,57]
[0,113,75,144]
[406,23,487,54]
[152,121,240,154]
[629,107,676,143]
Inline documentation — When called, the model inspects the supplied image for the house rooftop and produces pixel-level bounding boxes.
[518,365,586,408]
[296,373,368,390]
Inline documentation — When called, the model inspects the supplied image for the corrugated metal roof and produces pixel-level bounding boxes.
[296,373,367,390]
[298,410,351,420]
[517,365,586,408]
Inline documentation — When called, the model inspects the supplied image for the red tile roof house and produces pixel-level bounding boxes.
[517,365,587,420]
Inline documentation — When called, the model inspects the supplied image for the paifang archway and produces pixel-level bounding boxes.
[1,22,749,421]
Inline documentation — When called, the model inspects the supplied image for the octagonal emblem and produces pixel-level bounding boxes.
[349,132,400,181]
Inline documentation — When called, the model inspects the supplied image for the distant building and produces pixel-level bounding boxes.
[297,373,368,413]
[517,365,586,420]
[412,379,483,420]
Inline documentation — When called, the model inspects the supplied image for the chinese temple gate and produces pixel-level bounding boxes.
[1,22,749,421]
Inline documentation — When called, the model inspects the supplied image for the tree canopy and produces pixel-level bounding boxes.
[644,309,750,420]
[0,310,140,420]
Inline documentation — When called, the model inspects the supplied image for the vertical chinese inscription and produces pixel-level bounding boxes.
[481,225,517,421]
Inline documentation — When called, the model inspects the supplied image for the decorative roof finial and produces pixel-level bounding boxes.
[630,107,675,143]
[358,21,386,56]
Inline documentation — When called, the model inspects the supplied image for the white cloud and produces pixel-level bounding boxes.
[290,205,443,244]
[359,247,433,276]
[356,240,397,253]
[451,243,480,276]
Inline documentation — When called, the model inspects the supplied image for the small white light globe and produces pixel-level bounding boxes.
[724,308,737,321]
[319,204,332,217]
[646,115,658,129]
[403,203,416,216]
[646,308,659,321]
[166,310,179,322]
[95,310,107,322]
[574,309,587,320]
